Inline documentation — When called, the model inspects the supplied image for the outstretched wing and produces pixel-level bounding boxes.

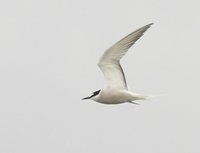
[98,23,153,89]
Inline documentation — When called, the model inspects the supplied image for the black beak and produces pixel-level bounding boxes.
[82,96,91,100]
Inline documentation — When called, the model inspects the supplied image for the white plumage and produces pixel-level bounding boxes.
[82,23,153,104]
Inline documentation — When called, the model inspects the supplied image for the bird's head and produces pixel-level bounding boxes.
[82,90,101,101]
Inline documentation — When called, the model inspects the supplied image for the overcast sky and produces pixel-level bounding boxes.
[0,0,200,153]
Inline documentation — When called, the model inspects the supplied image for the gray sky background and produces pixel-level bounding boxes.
[0,0,200,153]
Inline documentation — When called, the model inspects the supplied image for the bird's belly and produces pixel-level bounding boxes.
[97,90,130,104]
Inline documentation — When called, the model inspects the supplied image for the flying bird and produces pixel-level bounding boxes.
[82,23,153,104]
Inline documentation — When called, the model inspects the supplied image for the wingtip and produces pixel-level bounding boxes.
[147,23,154,27]
[138,23,153,31]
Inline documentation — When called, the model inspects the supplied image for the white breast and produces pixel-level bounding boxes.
[92,89,132,104]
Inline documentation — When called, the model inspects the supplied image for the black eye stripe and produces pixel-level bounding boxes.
[90,90,101,98]
[93,90,101,95]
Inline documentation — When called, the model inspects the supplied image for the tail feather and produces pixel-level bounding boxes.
[144,94,167,100]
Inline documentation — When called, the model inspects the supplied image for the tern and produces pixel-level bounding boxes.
[82,23,153,104]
